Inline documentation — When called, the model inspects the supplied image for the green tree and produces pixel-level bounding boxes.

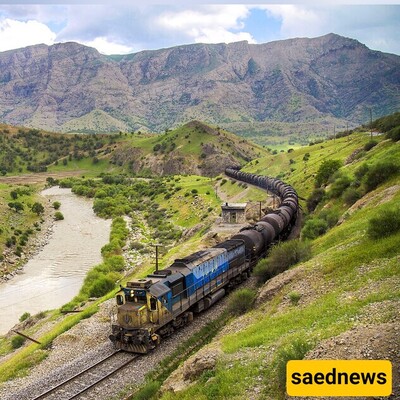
[31,202,45,215]
[8,201,24,213]
[315,159,342,187]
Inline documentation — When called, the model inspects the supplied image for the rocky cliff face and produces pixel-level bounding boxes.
[0,34,399,134]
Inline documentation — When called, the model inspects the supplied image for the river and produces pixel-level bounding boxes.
[0,187,111,335]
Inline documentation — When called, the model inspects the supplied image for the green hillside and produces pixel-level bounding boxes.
[0,114,399,398]
[132,115,400,399]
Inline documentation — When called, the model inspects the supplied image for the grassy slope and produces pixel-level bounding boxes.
[156,133,400,400]
[1,123,398,393]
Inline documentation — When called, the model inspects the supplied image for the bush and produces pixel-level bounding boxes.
[302,218,328,240]
[253,258,274,284]
[367,207,400,239]
[258,240,312,281]
[306,188,325,212]
[364,140,378,151]
[272,338,313,395]
[54,211,64,220]
[315,159,342,187]
[288,291,301,305]
[53,201,61,210]
[19,312,31,322]
[227,288,256,316]
[343,187,361,206]
[319,208,340,228]
[11,335,26,349]
[328,175,351,199]
[270,240,312,270]
[386,126,400,141]
[88,275,115,298]
[355,163,369,180]
[363,161,400,192]
[105,255,125,272]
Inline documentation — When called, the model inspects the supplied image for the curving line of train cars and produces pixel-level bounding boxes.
[109,168,299,353]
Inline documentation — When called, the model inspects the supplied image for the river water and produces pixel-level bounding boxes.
[0,187,111,335]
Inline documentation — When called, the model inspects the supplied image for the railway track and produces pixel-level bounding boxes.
[32,350,138,400]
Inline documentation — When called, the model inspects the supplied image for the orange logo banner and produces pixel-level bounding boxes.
[287,360,392,397]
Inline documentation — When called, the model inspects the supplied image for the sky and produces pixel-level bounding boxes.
[0,2,399,56]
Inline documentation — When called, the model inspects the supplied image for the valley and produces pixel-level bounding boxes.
[0,112,398,399]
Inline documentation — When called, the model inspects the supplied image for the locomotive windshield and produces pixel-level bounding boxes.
[123,288,147,303]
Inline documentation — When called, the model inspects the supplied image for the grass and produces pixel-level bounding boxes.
[0,303,100,382]
[148,130,400,400]
[1,125,399,396]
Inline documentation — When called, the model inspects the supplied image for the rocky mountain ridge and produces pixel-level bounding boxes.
[0,34,399,136]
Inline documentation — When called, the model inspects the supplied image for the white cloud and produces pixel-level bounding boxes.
[81,36,133,55]
[156,5,256,44]
[0,18,56,51]
[261,5,325,38]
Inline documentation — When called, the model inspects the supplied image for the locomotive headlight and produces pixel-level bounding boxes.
[130,290,134,296]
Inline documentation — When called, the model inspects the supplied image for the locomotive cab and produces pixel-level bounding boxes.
[110,279,167,353]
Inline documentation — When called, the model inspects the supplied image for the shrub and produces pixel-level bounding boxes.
[386,126,400,141]
[315,159,342,187]
[31,202,45,215]
[227,288,256,316]
[253,258,272,284]
[306,188,325,212]
[271,239,312,269]
[367,207,400,239]
[262,240,312,280]
[105,255,125,272]
[355,163,369,180]
[288,291,301,306]
[53,201,61,210]
[19,312,31,322]
[363,161,400,192]
[343,187,361,206]
[302,218,328,240]
[11,335,26,349]
[364,140,378,151]
[272,338,313,395]
[319,208,340,228]
[328,175,351,199]
[88,275,115,298]
[54,211,64,220]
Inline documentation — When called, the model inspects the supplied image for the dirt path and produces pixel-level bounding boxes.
[0,171,87,185]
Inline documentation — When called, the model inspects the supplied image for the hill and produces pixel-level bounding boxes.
[0,121,267,178]
[0,34,399,144]
[108,121,266,176]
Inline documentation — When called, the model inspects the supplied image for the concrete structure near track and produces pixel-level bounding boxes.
[221,202,247,224]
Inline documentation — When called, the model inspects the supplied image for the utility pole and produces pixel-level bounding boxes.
[153,243,162,272]
[370,108,373,140]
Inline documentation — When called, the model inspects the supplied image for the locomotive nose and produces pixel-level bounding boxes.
[109,334,116,342]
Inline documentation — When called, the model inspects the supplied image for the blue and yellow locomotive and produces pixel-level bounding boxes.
[110,240,247,353]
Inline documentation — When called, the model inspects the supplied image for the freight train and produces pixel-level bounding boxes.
[109,168,298,353]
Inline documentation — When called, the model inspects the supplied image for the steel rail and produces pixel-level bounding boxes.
[31,350,136,400]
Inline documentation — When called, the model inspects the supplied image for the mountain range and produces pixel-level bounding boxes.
[0,33,399,139]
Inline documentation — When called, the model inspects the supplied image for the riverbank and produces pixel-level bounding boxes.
[0,191,55,283]
[0,187,112,335]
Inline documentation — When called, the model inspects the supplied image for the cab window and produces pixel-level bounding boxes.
[150,297,157,311]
